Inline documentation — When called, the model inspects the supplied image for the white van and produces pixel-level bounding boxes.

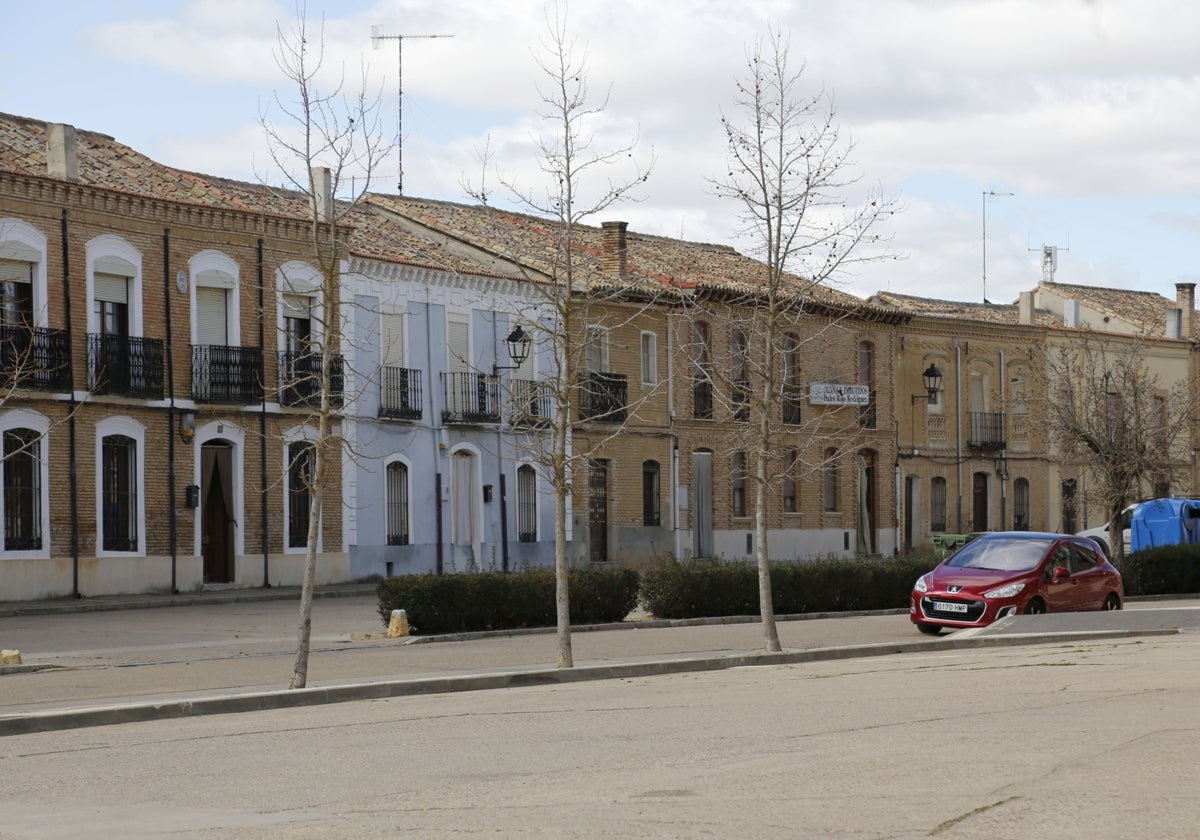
[1076,504,1136,558]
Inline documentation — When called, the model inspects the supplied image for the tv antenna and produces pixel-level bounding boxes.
[370,27,454,195]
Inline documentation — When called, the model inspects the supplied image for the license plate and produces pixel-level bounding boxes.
[933,601,968,613]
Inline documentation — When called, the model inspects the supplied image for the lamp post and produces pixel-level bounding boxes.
[982,189,1013,303]
[910,364,944,450]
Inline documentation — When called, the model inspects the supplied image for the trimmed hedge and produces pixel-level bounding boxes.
[376,567,640,635]
[639,555,937,619]
[1120,544,1200,597]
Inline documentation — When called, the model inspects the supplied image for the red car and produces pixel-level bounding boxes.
[911,531,1124,635]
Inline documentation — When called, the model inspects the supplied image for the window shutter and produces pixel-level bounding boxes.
[94,273,129,304]
[0,260,32,283]
[447,317,470,373]
[196,287,228,346]
[381,313,406,367]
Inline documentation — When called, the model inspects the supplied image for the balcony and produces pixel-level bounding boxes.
[1,326,71,392]
[192,345,263,404]
[88,334,164,399]
[511,378,552,428]
[279,351,344,408]
[968,412,1006,449]
[442,371,500,424]
[579,371,627,422]
[380,366,423,421]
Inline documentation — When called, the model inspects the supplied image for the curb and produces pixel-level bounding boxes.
[0,627,1176,738]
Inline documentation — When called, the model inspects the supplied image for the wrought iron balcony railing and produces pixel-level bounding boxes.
[380,365,423,420]
[192,345,263,404]
[579,371,627,422]
[967,412,1006,449]
[278,351,344,408]
[442,371,500,424]
[88,334,164,399]
[510,378,552,428]
[1,325,71,392]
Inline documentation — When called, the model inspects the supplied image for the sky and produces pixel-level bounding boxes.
[3,0,1199,304]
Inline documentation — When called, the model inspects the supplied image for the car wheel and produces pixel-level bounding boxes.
[1024,598,1046,615]
[1102,593,1121,611]
[916,623,942,636]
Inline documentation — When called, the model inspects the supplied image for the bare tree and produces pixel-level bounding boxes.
[464,3,653,668]
[706,29,897,651]
[1041,332,1196,565]
[260,4,388,688]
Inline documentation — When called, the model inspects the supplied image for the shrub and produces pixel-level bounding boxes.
[376,567,640,635]
[640,555,937,619]
[1120,544,1200,597]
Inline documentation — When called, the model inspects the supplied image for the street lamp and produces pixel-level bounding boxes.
[493,325,531,374]
[913,363,944,405]
[982,189,1014,303]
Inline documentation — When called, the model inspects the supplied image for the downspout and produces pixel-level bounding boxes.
[259,238,270,587]
[668,317,680,561]
[164,229,178,593]
[954,339,963,533]
[999,349,1007,530]
[493,309,510,573]
[61,210,79,596]
[425,282,443,575]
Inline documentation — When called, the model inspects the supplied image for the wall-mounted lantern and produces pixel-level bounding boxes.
[912,363,944,405]
[178,411,196,444]
[493,325,531,374]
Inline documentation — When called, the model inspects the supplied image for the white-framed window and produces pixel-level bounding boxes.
[640,330,658,385]
[95,416,145,556]
[282,426,320,553]
[385,457,411,546]
[86,235,143,337]
[585,325,610,373]
[189,250,241,348]
[0,409,50,557]
[0,218,49,328]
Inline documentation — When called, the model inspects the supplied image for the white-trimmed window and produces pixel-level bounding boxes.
[95,416,145,555]
[585,325,610,373]
[86,235,143,337]
[287,440,315,549]
[190,250,240,348]
[385,458,410,546]
[0,218,49,328]
[0,410,50,556]
[640,331,658,385]
[517,464,537,542]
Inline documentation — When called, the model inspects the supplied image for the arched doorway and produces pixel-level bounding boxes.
[201,441,236,583]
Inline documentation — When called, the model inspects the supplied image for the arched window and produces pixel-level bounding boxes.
[931,477,947,532]
[731,329,749,422]
[782,449,798,514]
[857,340,876,429]
[732,451,747,517]
[386,461,410,546]
[3,427,41,550]
[823,448,839,512]
[642,460,661,526]
[1013,478,1030,530]
[692,321,713,419]
[101,434,138,552]
[782,332,801,424]
[287,441,314,549]
[517,464,537,542]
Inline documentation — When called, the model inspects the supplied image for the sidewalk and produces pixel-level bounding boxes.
[1,584,1189,737]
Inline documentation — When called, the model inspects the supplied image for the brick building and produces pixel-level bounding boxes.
[0,115,347,601]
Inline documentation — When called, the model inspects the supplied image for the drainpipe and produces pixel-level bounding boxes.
[999,349,1007,530]
[954,339,963,533]
[258,238,270,587]
[164,229,178,592]
[425,282,443,575]
[61,210,80,596]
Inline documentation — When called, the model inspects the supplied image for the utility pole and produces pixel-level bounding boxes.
[982,188,1013,303]
[370,27,453,195]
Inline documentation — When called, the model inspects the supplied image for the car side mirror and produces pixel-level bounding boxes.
[1052,567,1070,583]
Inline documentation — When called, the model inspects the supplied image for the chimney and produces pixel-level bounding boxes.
[1018,291,1035,326]
[1063,299,1080,328]
[601,221,628,277]
[311,167,333,223]
[1176,282,1195,338]
[46,123,79,181]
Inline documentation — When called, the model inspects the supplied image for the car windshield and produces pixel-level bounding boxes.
[944,535,1053,573]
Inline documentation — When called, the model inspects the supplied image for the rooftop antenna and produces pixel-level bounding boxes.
[1030,243,1069,283]
[982,188,1014,302]
[370,27,453,195]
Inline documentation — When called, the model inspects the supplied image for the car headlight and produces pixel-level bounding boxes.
[914,575,929,593]
[983,582,1025,600]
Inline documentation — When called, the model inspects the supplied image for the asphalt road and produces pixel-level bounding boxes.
[2,629,1199,838]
